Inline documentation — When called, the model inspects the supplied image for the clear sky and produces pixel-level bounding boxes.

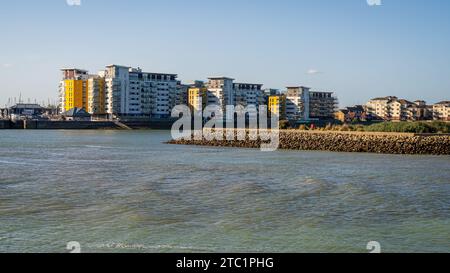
[1,0,449,107]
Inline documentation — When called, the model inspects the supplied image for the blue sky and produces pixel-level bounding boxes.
[1,0,449,107]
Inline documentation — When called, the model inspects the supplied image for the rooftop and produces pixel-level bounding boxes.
[10,104,43,109]
[286,86,311,89]
[435,101,450,105]
[208,76,235,80]
[234,83,264,87]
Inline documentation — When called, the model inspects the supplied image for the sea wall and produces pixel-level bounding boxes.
[17,120,119,130]
[0,119,176,130]
[121,119,176,130]
[168,130,450,155]
[0,120,10,129]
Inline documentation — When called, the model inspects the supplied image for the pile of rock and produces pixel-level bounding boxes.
[167,130,450,155]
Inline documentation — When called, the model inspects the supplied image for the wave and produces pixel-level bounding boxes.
[88,242,214,252]
[0,160,36,166]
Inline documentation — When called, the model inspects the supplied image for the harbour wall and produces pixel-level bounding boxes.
[0,119,176,130]
[168,130,450,155]
[0,120,10,129]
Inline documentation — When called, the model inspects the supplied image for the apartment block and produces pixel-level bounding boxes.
[59,68,89,113]
[366,96,431,121]
[433,101,450,121]
[309,91,338,120]
[268,94,286,120]
[174,81,189,109]
[104,65,178,118]
[87,76,106,115]
[285,86,310,121]
[188,87,208,113]
[206,77,235,110]
[234,83,265,108]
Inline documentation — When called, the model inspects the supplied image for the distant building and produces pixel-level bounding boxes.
[59,68,89,113]
[188,87,208,113]
[60,65,179,119]
[285,86,310,121]
[365,96,431,121]
[206,77,235,117]
[87,75,106,115]
[268,94,286,120]
[9,104,47,120]
[433,101,450,121]
[335,105,366,123]
[174,81,189,108]
[234,83,265,109]
[309,91,338,120]
[104,65,178,119]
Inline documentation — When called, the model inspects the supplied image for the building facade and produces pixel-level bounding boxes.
[285,86,310,121]
[188,87,208,113]
[60,65,179,119]
[206,77,235,113]
[366,96,432,121]
[433,101,450,121]
[87,76,106,115]
[59,68,89,112]
[268,94,286,120]
[309,91,338,120]
[335,105,367,123]
[104,65,178,118]
[233,83,265,109]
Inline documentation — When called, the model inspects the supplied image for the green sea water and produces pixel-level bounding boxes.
[0,130,449,253]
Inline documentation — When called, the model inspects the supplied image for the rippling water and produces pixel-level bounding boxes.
[0,130,449,253]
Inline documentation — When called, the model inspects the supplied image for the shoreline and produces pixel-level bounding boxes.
[0,119,175,130]
[167,130,450,155]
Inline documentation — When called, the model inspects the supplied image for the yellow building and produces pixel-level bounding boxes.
[87,77,106,115]
[64,79,87,112]
[188,87,208,113]
[268,95,286,120]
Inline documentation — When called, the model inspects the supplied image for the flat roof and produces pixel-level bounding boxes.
[129,71,178,77]
[234,82,263,86]
[286,86,311,89]
[310,90,334,94]
[11,104,43,109]
[208,76,235,80]
[106,64,131,68]
[61,68,88,72]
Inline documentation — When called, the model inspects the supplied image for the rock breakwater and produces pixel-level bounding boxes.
[167,130,450,155]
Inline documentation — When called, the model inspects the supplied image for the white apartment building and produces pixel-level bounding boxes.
[366,96,430,121]
[104,65,178,118]
[365,96,394,120]
[206,77,235,108]
[206,77,235,119]
[233,83,265,109]
[285,86,310,121]
[433,101,450,121]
